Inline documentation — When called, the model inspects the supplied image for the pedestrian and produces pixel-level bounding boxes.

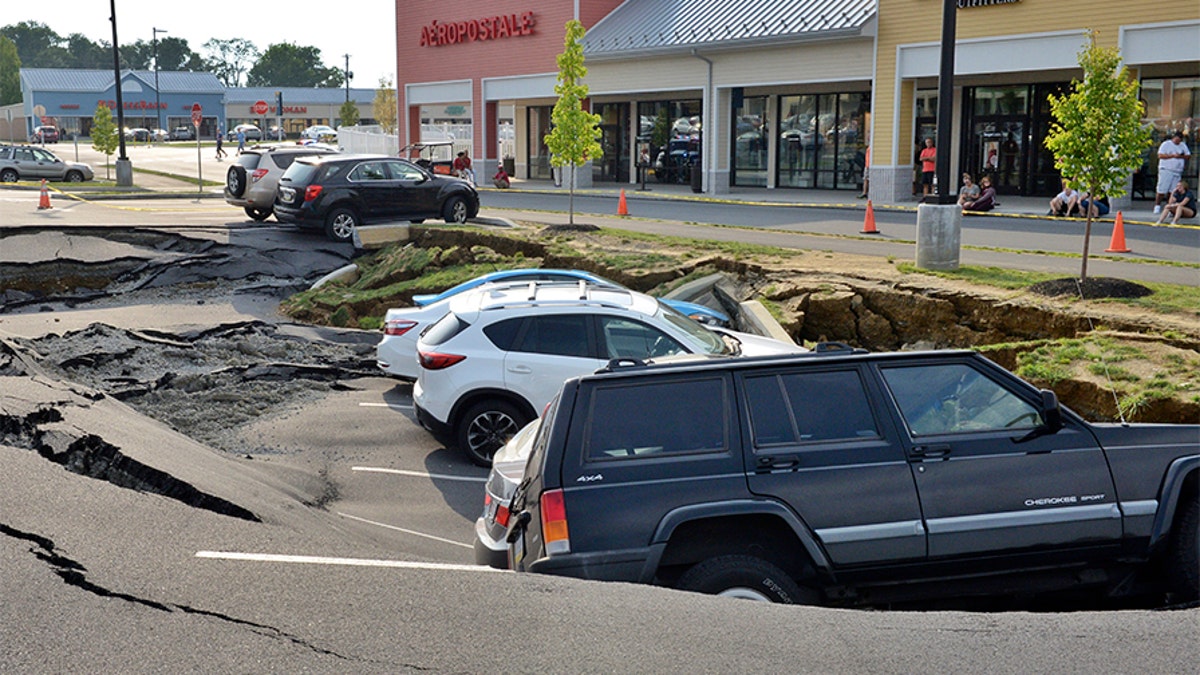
[1154,131,1191,215]
[1048,179,1079,216]
[962,175,996,213]
[1156,179,1196,224]
[236,128,246,155]
[957,173,980,207]
[492,165,510,189]
[453,151,475,185]
[858,145,871,199]
[215,129,227,160]
[919,138,936,197]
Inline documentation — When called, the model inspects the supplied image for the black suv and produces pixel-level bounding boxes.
[274,154,480,242]
[507,348,1199,607]
[224,144,339,221]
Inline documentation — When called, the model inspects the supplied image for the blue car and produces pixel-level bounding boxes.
[411,268,730,326]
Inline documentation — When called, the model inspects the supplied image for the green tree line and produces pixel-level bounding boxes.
[0,21,348,105]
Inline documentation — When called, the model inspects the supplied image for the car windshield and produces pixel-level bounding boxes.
[657,302,730,355]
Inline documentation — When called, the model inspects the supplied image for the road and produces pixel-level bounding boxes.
[1,184,1198,672]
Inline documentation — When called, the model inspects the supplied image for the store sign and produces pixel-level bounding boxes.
[248,105,308,114]
[957,0,1020,7]
[419,12,535,47]
[59,104,80,109]
[98,100,167,110]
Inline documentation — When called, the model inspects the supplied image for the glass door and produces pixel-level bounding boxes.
[594,103,630,183]
[527,106,553,181]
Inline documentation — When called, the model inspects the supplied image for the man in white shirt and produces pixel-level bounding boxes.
[1155,131,1191,214]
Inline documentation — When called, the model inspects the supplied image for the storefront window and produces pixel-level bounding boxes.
[528,106,553,181]
[638,100,701,185]
[778,92,868,190]
[593,103,630,183]
[1137,78,1199,199]
[732,95,768,187]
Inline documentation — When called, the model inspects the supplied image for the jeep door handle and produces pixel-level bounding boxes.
[911,444,951,459]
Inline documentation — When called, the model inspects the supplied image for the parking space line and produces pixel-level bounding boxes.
[358,402,412,410]
[195,550,499,571]
[335,512,474,549]
[352,467,486,483]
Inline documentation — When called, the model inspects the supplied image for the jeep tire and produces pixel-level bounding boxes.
[677,554,810,604]
[457,399,528,467]
[1166,496,1199,602]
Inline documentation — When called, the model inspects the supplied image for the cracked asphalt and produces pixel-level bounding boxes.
[1,196,1196,671]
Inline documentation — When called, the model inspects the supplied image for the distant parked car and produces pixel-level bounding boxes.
[170,126,195,141]
[227,124,263,142]
[267,126,287,140]
[301,125,337,140]
[0,145,93,182]
[30,126,59,144]
[124,127,151,142]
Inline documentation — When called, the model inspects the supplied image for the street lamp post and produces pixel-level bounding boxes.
[109,0,131,186]
[343,54,352,103]
[153,27,167,140]
[915,0,961,270]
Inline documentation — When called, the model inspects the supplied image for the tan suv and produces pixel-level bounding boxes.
[223,144,338,221]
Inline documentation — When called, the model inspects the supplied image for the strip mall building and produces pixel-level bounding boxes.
[396,0,1199,205]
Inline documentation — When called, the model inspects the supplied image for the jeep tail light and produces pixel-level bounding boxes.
[251,168,269,183]
[495,502,511,528]
[417,350,466,370]
[541,488,570,555]
[384,319,419,336]
[304,184,323,202]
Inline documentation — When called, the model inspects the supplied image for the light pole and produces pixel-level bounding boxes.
[109,0,131,186]
[152,27,167,139]
[343,54,352,103]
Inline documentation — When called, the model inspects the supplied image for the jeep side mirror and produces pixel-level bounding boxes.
[1039,389,1063,433]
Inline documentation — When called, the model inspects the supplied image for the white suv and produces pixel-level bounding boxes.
[412,281,805,465]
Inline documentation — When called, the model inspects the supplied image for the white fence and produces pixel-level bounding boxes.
[336,125,399,155]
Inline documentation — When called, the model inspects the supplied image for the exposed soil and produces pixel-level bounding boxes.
[1029,277,1154,300]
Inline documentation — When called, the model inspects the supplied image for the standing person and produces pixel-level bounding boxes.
[919,138,936,197]
[1156,179,1196,224]
[957,173,980,207]
[1155,131,1191,214]
[236,128,246,155]
[857,145,871,199]
[962,176,996,213]
[215,129,227,160]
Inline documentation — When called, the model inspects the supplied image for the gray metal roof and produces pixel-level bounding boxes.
[584,0,877,58]
[19,68,225,93]
[225,87,378,105]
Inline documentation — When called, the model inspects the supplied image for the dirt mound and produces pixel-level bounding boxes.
[1029,277,1153,300]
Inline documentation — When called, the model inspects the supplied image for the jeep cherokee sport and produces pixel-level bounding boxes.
[506,349,1199,607]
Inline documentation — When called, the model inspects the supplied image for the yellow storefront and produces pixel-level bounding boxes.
[870,0,1200,206]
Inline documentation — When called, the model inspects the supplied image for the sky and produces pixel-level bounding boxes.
[6,1,398,86]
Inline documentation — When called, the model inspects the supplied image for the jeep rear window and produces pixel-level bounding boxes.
[584,377,727,460]
[744,369,880,447]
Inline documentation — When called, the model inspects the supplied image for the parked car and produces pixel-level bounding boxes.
[301,125,337,141]
[30,126,59,144]
[227,124,263,142]
[505,348,1199,606]
[224,144,340,221]
[170,126,195,141]
[124,127,152,142]
[151,128,169,142]
[376,269,730,382]
[267,126,287,140]
[474,418,542,568]
[0,145,94,182]
[274,154,480,242]
[411,281,805,465]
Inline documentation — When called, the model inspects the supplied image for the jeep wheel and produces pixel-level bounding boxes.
[443,196,469,224]
[457,400,528,467]
[1166,496,1199,602]
[244,206,272,221]
[226,166,247,197]
[678,555,811,604]
[324,207,359,242]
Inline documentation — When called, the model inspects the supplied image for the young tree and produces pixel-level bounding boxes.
[90,103,119,180]
[0,36,20,106]
[1044,31,1152,283]
[339,100,360,128]
[374,78,397,135]
[544,20,602,226]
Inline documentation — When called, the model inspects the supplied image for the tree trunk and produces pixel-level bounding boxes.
[1080,211,1093,284]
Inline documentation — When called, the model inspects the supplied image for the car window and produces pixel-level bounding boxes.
[32,148,54,161]
[482,317,523,351]
[514,315,592,358]
[422,312,470,346]
[880,363,1042,436]
[599,316,686,359]
[657,302,728,354]
[16,148,35,161]
[0,147,11,159]
[744,369,880,448]
[585,377,727,460]
[385,161,426,181]
[350,162,388,181]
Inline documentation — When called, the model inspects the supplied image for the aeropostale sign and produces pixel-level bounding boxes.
[419,12,536,47]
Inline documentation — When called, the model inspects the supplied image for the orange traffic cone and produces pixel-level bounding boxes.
[861,199,878,233]
[1105,211,1130,253]
[37,179,52,210]
[617,189,629,216]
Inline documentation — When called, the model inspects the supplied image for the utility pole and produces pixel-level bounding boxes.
[152,27,167,139]
[109,0,131,186]
[343,54,352,103]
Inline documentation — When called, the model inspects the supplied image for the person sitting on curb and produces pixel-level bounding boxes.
[493,166,511,189]
[957,173,980,207]
[1077,192,1110,218]
[1049,180,1080,217]
[1156,179,1196,225]
[962,176,996,213]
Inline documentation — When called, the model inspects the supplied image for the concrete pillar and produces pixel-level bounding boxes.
[915,203,962,270]
[115,158,133,187]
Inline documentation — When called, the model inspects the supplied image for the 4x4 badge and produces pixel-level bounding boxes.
[577,474,604,483]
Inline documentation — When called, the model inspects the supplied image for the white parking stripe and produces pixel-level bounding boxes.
[337,512,475,548]
[352,466,486,483]
[358,402,413,410]
[195,550,500,571]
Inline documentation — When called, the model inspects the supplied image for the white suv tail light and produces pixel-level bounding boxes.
[417,350,466,370]
[384,319,419,336]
